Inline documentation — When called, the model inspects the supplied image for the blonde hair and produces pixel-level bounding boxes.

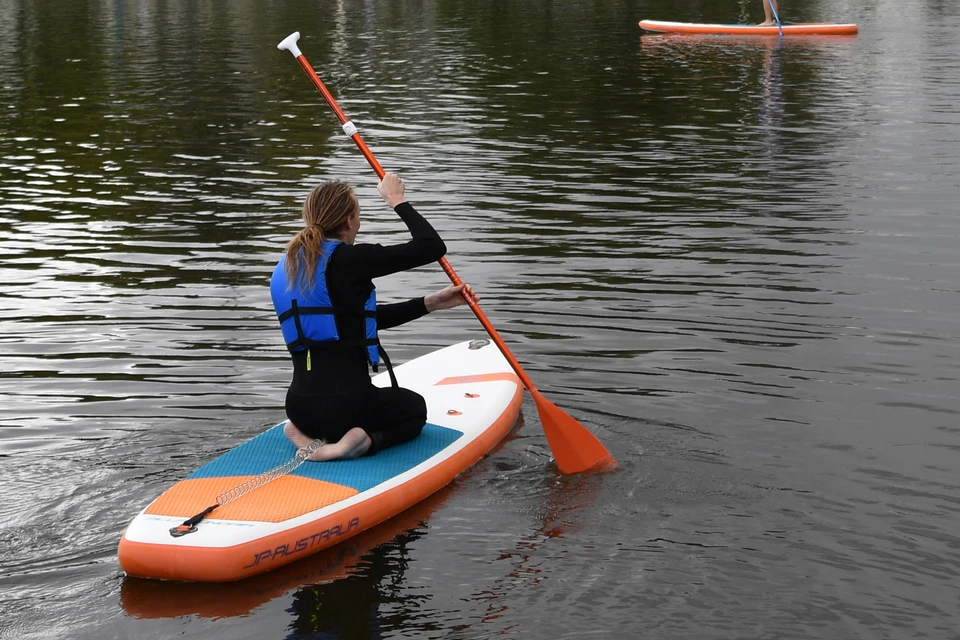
[285,181,359,290]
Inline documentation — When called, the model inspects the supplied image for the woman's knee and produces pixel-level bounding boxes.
[409,390,427,421]
[390,387,426,421]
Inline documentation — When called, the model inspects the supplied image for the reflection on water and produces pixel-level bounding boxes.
[2,0,960,638]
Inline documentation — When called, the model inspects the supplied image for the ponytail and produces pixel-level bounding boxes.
[284,225,325,292]
[284,180,359,292]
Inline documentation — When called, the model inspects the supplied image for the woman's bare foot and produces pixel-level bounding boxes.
[759,20,777,26]
[308,427,372,461]
[283,422,371,461]
[284,421,320,450]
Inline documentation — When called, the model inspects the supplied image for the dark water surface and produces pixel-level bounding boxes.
[2,0,959,638]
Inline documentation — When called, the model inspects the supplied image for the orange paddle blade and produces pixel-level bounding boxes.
[531,390,617,474]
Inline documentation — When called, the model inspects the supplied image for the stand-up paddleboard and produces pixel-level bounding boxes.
[639,20,858,36]
[118,338,523,582]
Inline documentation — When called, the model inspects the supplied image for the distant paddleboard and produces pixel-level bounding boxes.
[118,339,522,582]
[639,20,858,36]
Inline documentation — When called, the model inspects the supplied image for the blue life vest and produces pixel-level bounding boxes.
[270,239,381,369]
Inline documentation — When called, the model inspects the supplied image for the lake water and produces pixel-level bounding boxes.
[2,0,959,638]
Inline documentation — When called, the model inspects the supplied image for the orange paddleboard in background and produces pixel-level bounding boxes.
[639,20,858,36]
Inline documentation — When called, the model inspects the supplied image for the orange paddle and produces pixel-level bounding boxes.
[277,32,616,474]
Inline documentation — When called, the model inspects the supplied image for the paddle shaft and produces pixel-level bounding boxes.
[766,0,784,35]
[288,53,544,395]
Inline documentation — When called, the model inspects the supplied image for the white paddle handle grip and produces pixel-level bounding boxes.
[277,32,302,58]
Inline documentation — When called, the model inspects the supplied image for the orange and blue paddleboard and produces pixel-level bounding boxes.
[118,339,522,582]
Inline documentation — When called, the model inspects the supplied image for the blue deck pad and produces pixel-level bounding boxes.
[187,423,464,493]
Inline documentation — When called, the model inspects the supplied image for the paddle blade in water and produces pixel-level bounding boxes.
[532,390,617,474]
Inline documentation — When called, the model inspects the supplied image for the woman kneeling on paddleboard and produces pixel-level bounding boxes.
[271,173,474,461]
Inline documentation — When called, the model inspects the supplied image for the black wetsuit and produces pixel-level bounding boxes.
[283,202,445,454]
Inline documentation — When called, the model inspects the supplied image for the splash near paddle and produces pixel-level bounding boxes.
[638,20,858,36]
[119,340,523,582]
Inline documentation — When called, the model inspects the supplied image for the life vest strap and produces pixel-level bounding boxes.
[277,305,375,323]
[378,341,399,389]
[286,336,378,352]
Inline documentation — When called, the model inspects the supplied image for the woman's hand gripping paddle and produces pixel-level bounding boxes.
[277,32,616,474]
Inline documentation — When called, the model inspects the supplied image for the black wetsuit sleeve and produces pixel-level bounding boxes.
[378,297,429,330]
[340,202,446,280]
[325,201,444,333]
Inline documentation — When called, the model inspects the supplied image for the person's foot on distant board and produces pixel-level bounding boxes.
[283,421,371,461]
